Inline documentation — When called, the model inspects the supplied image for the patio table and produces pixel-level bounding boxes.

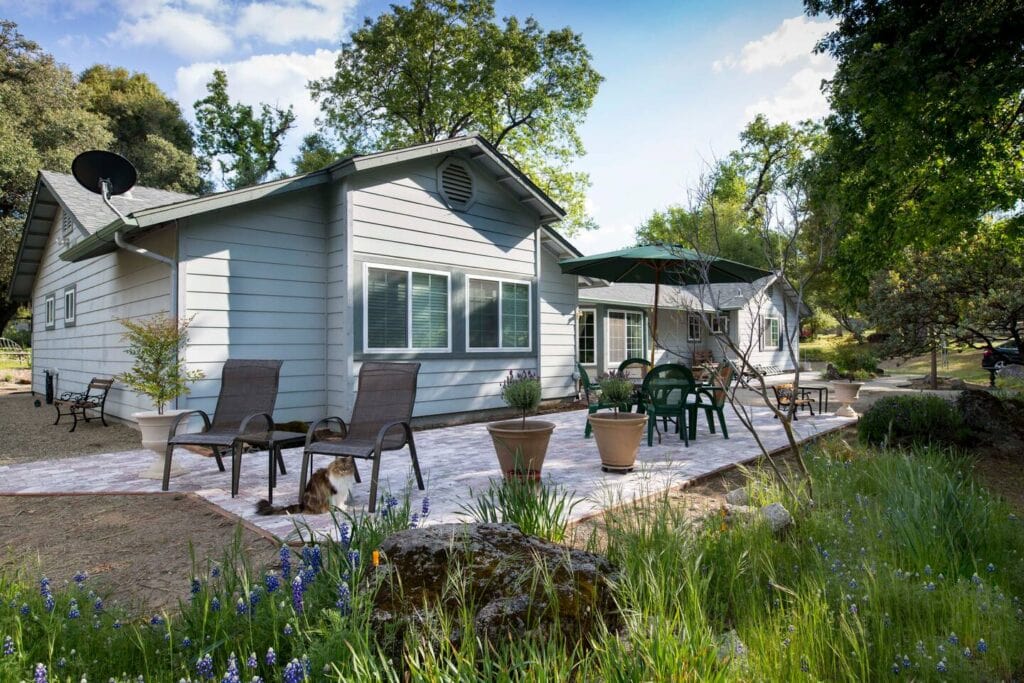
[231,430,307,502]
[799,385,829,413]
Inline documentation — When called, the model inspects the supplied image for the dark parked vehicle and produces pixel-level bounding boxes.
[982,342,1022,370]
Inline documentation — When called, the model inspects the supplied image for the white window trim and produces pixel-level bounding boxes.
[764,315,782,350]
[63,287,76,324]
[605,309,645,370]
[711,313,729,335]
[362,262,452,353]
[577,307,597,366]
[687,312,703,342]
[465,275,533,352]
[44,294,56,329]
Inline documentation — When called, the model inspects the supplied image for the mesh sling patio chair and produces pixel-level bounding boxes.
[686,364,734,441]
[163,359,284,492]
[641,363,696,447]
[301,362,424,514]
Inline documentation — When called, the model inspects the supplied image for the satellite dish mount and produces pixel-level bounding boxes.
[71,151,138,221]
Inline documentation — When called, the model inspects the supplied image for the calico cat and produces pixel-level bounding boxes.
[255,457,356,515]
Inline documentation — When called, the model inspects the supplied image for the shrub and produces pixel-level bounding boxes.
[117,315,204,414]
[499,370,542,427]
[832,340,879,376]
[858,395,967,447]
[597,371,634,411]
[460,477,579,543]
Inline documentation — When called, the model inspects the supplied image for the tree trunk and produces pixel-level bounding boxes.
[0,300,20,338]
[930,343,938,390]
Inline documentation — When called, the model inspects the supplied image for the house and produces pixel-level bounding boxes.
[576,275,808,375]
[7,136,582,423]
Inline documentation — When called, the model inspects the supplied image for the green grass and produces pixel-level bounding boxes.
[2,440,1023,681]
[884,347,990,383]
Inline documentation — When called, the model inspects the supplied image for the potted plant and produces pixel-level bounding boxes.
[587,372,647,473]
[486,370,556,480]
[117,315,204,478]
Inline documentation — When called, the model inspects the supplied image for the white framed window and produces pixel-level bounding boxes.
[577,308,596,365]
[44,293,56,329]
[606,310,644,370]
[711,314,729,335]
[363,264,450,352]
[762,316,781,350]
[63,286,76,325]
[466,277,531,351]
[687,313,703,342]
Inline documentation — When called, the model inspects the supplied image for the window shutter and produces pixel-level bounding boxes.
[411,272,448,349]
[366,268,408,349]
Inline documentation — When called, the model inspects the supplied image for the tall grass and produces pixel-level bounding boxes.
[2,440,1023,681]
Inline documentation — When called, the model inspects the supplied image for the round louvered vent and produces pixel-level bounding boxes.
[438,158,475,211]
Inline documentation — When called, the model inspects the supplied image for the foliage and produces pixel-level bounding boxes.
[193,69,296,190]
[116,315,204,414]
[498,369,542,428]
[597,371,634,412]
[308,0,603,233]
[78,65,203,194]
[292,132,344,174]
[460,477,578,542]
[804,308,838,338]
[0,21,111,332]
[858,395,968,448]
[806,0,1024,299]
[830,338,878,376]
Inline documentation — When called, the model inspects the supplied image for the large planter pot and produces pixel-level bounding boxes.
[486,420,556,480]
[831,382,863,418]
[587,412,648,473]
[134,409,188,480]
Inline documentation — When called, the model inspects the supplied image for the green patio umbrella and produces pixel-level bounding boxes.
[559,244,771,364]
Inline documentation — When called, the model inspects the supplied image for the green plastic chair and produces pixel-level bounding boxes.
[640,364,695,447]
[617,357,652,380]
[687,364,734,441]
[579,363,633,438]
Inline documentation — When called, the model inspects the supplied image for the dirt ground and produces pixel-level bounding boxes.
[0,493,277,613]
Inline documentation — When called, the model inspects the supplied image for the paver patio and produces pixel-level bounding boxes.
[0,406,853,541]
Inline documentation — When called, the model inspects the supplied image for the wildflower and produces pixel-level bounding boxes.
[924,565,932,575]
[19,604,29,616]
[848,603,858,616]
[182,637,192,649]
[2,635,14,656]
[936,660,947,674]
[113,620,122,629]
[190,578,202,595]
[211,597,221,612]
[782,637,790,648]
[249,587,261,610]
[73,570,88,586]
[977,639,988,654]
[924,582,936,592]
[300,565,315,586]
[962,647,972,659]
[987,563,996,573]
[902,654,911,669]
[283,623,294,636]
[39,576,50,596]
[915,641,926,655]
[338,523,351,548]
[409,512,420,528]
[93,597,103,613]
[247,652,257,669]
[421,496,430,517]
[348,549,360,568]
[68,600,80,619]
[210,565,221,579]
[266,647,277,666]
[34,662,48,683]
[971,573,982,586]
[57,658,66,669]
[44,594,55,612]
[196,653,214,680]
[265,573,280,593]
[279,546,292,581]
[222,652,240,683]
[236,597,248,616]
[891,662,900,675]
[150,614,165,626]
[800,657,809,673]
[283,659,304,683]
[948,632,959,646]
[303,654,311,675]
[336,583,351,615]
[291,575,304,614]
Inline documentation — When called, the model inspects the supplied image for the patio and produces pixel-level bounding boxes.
[0,406,853,541]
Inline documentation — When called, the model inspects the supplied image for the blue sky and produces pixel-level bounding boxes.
[2,0,836,254]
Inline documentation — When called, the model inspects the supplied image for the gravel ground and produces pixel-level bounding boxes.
[0,388,143,465]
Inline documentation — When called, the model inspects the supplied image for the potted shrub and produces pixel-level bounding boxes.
[117,315,204,478]
[587,372,647,473]
[486,370,556,480]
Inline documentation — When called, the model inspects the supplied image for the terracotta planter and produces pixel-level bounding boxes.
[587,412,648,473]
[133,409,188,480]
[486,420,556,479]
[831,382,863,418]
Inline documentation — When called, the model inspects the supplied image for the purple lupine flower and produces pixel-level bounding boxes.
[19,604,29,616]
[336,583,351,615]
[56,658,65,669]
[902,654,911,669]
[977,639,988,654]
[39,577,50,596]
[347,550,360,568]
[303,654,311,675]
[247,652,257,669]
[848,603,858,616]
[283,659,304,683]
[265,573,281,593]
[283,623,294,636]
[73,570,87,586]
[150,614,165,626]
[2,635,14,656]
[291,575,304,614]
[963,647,972,659]
[113,619,122,629]
[338,523,351,548]
[300,565,315,587]
[182,637,192,649]
[67,600,80,619]
[249,587,261,610]
[235,597,248,616]
[93,597,103,613]
[948,632,959,646]
[222,652,240,683]
[211,597,221,612]
[421,496,430,516]
[34,662,47,683]
[265,647,277,666]
[890,662,900,675]
[196,653,214,679]
[190,578,202,595]
[280,545,292,581]
[409,513,420,528]
[987,563,996,573]
[210,565,221,579]
[43,594,55,613]
[309,545,322,573]
[936,660,948,673]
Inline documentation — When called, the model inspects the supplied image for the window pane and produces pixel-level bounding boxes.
[366,268,408,349]
[411,272,448,349]
[577,310,595,364]
[607,312,625,369]
[468,279,499,348]
[626,312,644,357]
[501,282,529,348]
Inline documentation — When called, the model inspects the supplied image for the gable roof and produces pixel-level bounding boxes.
[7,172,193,301]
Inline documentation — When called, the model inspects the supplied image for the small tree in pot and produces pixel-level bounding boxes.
[487,370,556,480]
[587,371,647,473]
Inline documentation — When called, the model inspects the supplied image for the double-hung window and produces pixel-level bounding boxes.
[606,310,644,369]
[364,265,450,352]
[711,314,729,335]
[687,313,702,342]
[577,308,596,365]
[63,286,76,326]
[466,277,531,350]
[763,316,782,350]
[44,294,56,330]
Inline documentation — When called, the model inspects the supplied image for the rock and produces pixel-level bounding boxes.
[367,523,619,657]
[956,389,1024,458]
[716,629,748,662]
[725,487,749,506]
[824,363,843,381]
[724,504,755,520]
[759,502,793,534]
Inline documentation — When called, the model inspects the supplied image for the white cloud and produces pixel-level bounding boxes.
[236,0,358,45]
[571,222,636,256]
[112,6,233,59]
[713,15,836,73]
[744,56,834,123]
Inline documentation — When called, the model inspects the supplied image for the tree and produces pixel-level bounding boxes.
[78,65,203,194]
[806,0,1024,299]
[308,0,602,233]
[292,133,345,174]
[193,69,296,190]
[0,21,111,332]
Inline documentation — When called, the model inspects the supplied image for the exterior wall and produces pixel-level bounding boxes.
[730,284,800,369]
[348,156,541,418]
[30,208,173,420]
[538,244,577,399]
[179,188,328,423]
[326,178,351,418]
[576,302,649,375]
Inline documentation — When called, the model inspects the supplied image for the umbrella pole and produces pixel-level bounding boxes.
[650,270,660,366]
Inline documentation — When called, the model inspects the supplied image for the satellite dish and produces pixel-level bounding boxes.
[71,151,137,197]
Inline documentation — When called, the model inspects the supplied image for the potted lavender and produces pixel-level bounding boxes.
[486,370,556,480]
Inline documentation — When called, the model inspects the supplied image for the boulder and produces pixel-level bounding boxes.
[759,502,793,534]
[367,523,619,655]
[725,487,749,506]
